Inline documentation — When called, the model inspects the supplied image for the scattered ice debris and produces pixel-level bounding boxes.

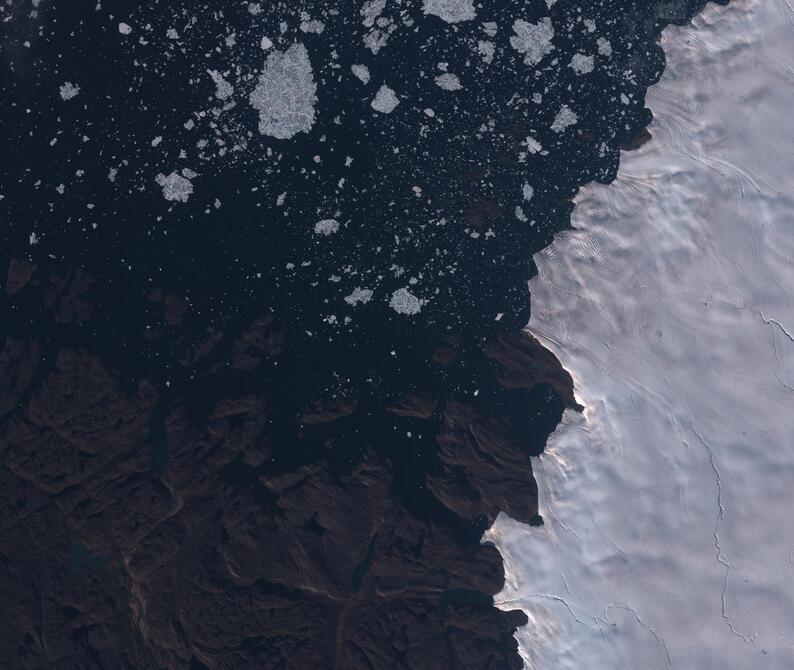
[477,40,495,64]
[481,21,497,37]
[248,3,262,15]
[371,85,399,114]
[551,105,577,132]
[597,37,613,57]
[118,22,132,35]
[423,0,476,24]
[249,43,317,140]
[524,136,543,153]
[434,73,462,91]
[510,17,554,66]
[59,82,80,101]
[208,70,234,100]
[522,182,534,201]
[361,0,387,27]
[166,28,179,40]
[515,205,527,222]
[569,53,594,75]
[345,287,374,306]
[314,219,340,235]
[351,64,371,84]
[155,171,193,203]
[300,19,325,34]
[389,288,424,315]
[151,136,163,147]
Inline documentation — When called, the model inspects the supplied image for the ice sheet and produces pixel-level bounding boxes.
[486,1,794,667]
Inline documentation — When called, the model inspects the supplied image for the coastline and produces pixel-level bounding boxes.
[488,0,794,666]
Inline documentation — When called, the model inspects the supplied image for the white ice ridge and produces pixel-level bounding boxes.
[485,0,794,667]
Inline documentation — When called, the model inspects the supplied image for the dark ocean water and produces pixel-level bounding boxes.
[0,0,725,667]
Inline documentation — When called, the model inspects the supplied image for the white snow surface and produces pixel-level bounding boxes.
[486,1,794,668]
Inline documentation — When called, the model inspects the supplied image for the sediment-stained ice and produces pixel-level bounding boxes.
[249,43,317,140]
[487,1,794,667]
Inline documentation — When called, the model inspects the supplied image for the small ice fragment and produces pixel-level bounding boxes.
[551,105,577,133]
[434,73,462,90]
[423,0,476,23]
[361,0,387,27]
[300,19,325,34]
[314,219,340,235]
[345,287,374,306]
[389,288,424,315]
[371,85,399,113]
[59,82,80,100]
[155,171,193,203]
[351,64,371,84]
[208,69,234,100]
[118,22,132,34]
[569,53,594,75]
[510,17,554,66]
[249,43,317,139]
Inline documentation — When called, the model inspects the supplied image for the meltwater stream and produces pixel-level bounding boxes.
[487,0,794,667]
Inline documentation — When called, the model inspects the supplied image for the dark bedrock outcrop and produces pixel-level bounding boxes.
[0,262,580,668]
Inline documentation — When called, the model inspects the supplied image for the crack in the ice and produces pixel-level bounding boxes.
[529,593,591,628]
[691,426,755,646]
[760,312,794,392]
[761,312,794,342]
[600,603,672,670]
